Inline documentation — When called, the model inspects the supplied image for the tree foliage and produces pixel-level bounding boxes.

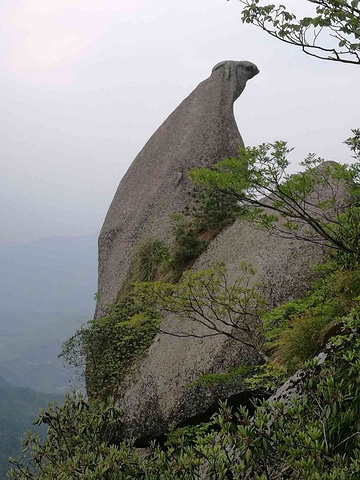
[237,0,360,65]
[60,294,161,399]
[8,394,137,480]
[8,309,360,479]
[135,263,269,361]
[190,139,360,262]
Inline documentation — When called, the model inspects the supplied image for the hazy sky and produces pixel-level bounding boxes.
[1,0,359,244]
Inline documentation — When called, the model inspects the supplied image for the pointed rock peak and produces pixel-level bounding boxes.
[95,61,259,317]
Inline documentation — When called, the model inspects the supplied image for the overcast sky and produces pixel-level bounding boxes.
[1,0,359,245]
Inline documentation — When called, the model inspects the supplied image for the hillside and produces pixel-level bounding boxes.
[0,233,97,393]
[0,315,88,393]
[0,376,63,479]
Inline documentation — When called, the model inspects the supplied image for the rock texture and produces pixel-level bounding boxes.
[95,61,259,317]
[269,352,327,406]
[118,217,327,441]
[96,61,349,443]
[116,169,349,441]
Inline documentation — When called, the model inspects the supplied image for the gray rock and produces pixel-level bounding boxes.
[95,61,259,318]
[118,216,328,441]
[95,61,349,443]
[269,352,327,405]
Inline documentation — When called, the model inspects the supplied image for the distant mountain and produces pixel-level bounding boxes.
[0,376,63,479]
[0,233,98,393]
[0,233,98,335]
[0,314,88,393]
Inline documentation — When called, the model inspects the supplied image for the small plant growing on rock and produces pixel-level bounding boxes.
[60,294,161,399]
[132,240,171,282]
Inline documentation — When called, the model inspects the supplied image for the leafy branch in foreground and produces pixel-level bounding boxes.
[8,310,360,479]
[236,0,360,65]
[190,138,360,262]
[8,394,141,480]
[135,263,269,361]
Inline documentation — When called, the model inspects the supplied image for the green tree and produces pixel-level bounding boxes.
[135,263,269,361]
[237,0,360,65]
[190,139,360,262]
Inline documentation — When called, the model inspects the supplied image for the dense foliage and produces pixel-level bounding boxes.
[8,307,360,478]
[237,0,360,65]
[60,295,161,399]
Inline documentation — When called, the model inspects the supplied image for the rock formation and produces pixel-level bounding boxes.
[95,61,348,444]
[118,216,327,441]
[95,61,259,318]
[115,169,348,441]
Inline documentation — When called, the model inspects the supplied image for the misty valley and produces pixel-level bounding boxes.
[0,234,97,477]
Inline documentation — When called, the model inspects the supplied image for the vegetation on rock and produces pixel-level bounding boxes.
[22,11,360,470]
[190,139,360,259]
[131,240,171,283]
[135,263,268,361]
[8,308,360,478]
[63,176,245,399]
[8,4,360,477]
[60,294,161,399]
[10,130,360,478]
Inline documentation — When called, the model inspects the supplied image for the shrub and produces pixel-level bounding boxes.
[189,183,241,231]
[61,294,161,399]
[8,394,145,480]
[10,311,360,479]
[262,262,359,372]
[132,240,171,282]
[190,139,360,261]
[273,311,335,371]
[170,214,207,272]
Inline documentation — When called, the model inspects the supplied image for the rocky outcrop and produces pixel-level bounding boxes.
[95,61,349,444]
[118,217,327,442]
[95,61,259,318]
[116,167,350,441]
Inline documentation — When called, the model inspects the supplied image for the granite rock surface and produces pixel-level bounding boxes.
[95,61,348,443]
[118,216,327,441]
[95,61,259,317]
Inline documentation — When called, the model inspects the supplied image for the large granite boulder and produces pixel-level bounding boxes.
[95,60,259,318]
[118,217,327,441]
[117,165,349,441]
[95,60,348,443]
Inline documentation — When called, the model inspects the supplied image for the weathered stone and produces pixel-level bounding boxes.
[269,352,327,405]
[95,61,259,318]
[95,61,349,443]
[117,215,328,441]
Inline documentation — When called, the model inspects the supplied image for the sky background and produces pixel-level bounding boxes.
[1,0,359,245]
